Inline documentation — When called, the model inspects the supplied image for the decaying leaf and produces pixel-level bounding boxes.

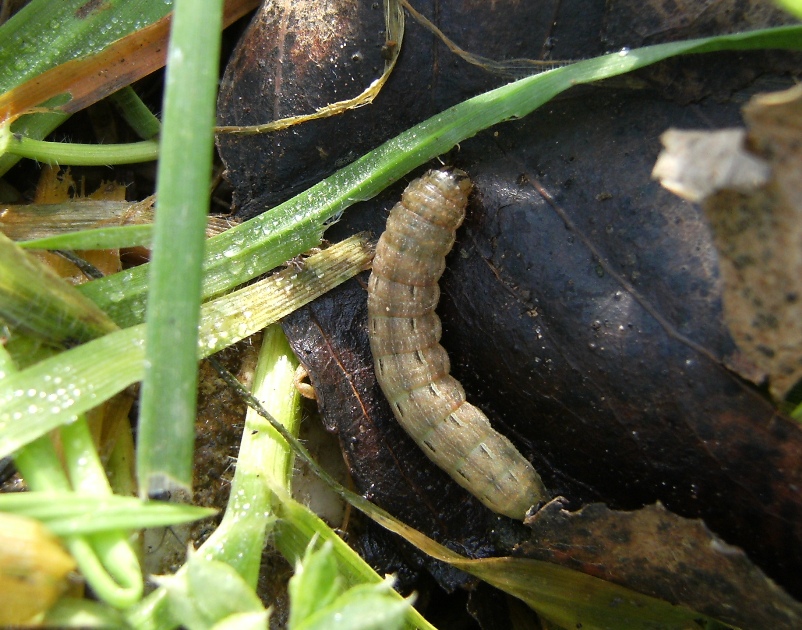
[23,166,128,281]
[216,0,405,136]
[652,128,771,202]
[285,90,802,605]
[653,84,802,399]
[519,501,802,629]
[224,0,802,616]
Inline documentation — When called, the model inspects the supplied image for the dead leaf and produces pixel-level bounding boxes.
[602,0,791,45]
[225,0,802,613]
[652,128,770,202]
[519,501,802,629]
[286,91,802,604]
[653,84,802,399]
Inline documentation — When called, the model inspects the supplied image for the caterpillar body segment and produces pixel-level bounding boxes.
[367,169,548,519]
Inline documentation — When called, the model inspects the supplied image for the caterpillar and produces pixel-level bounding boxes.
[367,168,549,519]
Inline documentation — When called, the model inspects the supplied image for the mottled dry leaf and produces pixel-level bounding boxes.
[216,0,404,136]
[519,501,802,629]
[342,494,729,630]
[27,167,124,281]
[217,0,572,215]
[652,129,771,202]
[653,84,802,398]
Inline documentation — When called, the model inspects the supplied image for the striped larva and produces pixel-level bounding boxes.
[367,169,549,519]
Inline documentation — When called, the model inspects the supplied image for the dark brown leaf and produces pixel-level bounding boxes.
[519,501,802,629]
[653,86,802,399]
[216,0,605,218]
[218,0,802,613]
[602,0,790,45]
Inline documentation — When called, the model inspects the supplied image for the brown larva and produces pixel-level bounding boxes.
[367,169,549,519]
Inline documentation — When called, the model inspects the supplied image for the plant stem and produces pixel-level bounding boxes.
[0,129,158,165]
[108,86,161,140]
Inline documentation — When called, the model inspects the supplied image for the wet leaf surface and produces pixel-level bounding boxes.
[0,0,259,122]
[217,0,608,217]
[217,0,802,617]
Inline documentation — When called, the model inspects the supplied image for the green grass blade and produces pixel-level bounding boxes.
[0,493,216,536]
[0,0,172,90]
[78,25,802,329]
[137,0,224,498]
[0,231,118,347]
[0,234,371,459]
[18,224,154,250]
[108,86,162,140]
[0,0,175,176]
